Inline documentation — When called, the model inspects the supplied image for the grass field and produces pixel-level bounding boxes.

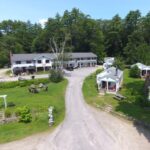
[83,69,150,124]
[0,79,68,143]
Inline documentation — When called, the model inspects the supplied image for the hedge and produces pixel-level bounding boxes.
[0,78,50,89]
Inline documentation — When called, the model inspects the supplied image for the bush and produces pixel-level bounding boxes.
[5,109,11,118]
[49,69,63,83]
[113,57,125,70]
[7,102,16,107]
[130,65,140,78]
[15,106,32,123]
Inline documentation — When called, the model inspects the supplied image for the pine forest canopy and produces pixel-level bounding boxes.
[0,8,150,68]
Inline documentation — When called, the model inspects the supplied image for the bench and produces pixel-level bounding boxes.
[113,93,126,101]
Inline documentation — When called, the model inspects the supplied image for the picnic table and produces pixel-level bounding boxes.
[113,93,126,101]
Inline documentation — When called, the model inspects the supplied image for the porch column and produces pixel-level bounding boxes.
[115,83,117,93]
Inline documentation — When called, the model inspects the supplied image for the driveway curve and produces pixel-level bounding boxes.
[0,67,150,150]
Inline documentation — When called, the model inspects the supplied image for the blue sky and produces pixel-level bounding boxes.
[0,0,150,23]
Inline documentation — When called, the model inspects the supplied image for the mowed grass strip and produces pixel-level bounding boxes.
[0,79,68,143]
[83,69,150,124]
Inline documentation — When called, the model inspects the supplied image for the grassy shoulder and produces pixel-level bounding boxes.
[83,69,150,124]
[0,79,68,143]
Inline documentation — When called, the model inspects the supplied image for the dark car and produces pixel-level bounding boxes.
[66,66,74,71]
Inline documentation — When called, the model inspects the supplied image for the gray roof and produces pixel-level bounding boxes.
[11,52,97,62]
[97,67,123,82]
[131,63,150,70]
[105,67,123,80]
[11,53,55,62]
[67,52,97,59]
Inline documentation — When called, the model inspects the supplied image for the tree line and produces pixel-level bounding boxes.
[0,8,150,68]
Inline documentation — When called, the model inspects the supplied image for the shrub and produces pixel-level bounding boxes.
[130,65,140,78]
[49,69,63,83]
[7,102,15,107]
[15,106,32,123]
[15,108,21,117]
[113,57,125,70]
[5,109,11,118]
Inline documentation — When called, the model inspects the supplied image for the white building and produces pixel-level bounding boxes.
[103,57,115,70]
[96,67,123,94]
[131,63,150,78]
[10,52,97,74]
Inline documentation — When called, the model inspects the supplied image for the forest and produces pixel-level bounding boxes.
[0,8,150,68]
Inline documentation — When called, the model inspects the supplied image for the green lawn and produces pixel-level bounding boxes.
[0,79,68,143]
[83,69,150,124]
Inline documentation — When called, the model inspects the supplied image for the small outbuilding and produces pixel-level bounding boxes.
[103,57,115,70]
[131,63,150,78]
[96,67,123,94]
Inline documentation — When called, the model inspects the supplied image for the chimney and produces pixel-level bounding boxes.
[115,67,118,76]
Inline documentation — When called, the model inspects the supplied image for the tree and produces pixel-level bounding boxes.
[130,65,141,78]
[103,15,123,56]
[136,43,150,65]
[113,57,125,70]
[49,37,66,69]
[124,30,145,64]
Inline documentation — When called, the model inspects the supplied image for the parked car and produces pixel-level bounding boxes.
[66,66,74,71]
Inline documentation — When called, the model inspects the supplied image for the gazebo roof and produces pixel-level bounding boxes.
[97,67,123,83]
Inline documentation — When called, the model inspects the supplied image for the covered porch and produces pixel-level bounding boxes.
[141,69,150,77]
[98,79,117,94]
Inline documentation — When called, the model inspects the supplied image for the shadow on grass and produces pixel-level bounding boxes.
[116,80,150,142]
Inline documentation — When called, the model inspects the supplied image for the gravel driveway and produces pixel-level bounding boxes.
[0,67,150,150]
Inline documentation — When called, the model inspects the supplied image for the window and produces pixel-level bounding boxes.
[38,60,41,64]
[26,60,31,64]
[16,61,21,64]
[46,60,50,63]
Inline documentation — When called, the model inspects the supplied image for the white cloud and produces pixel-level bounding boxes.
[38,18,48,28]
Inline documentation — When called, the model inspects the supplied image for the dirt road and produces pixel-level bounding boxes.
[0,67,150,150]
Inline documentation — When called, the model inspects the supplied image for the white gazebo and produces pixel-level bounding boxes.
[0,95,7,109]
[97,67,123,94]
[131,63,150,77]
